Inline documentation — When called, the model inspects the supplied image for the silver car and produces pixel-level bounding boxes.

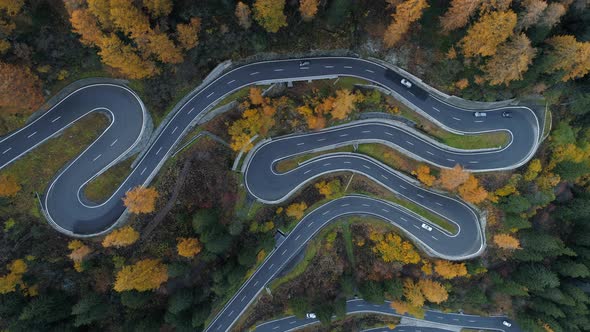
[401,78,412,88]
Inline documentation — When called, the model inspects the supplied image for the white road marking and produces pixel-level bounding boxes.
[432,236,438,241]
[269,264,274,270]
[317,138,326,142]
[406,140,414,145]
[385,131,393,136]
[253,280,259,287]
[227,79,236,84]
[341,203,350,207]
[229,310,234,316]
[344,161,351,164]
[27,131,37,138]
[469,161,479,164]
[339,133,348,137]
[323,163,331,167]
[171,126,178,134]
[363,165,371,170]
[381,208,389,212]
[362,204,370,207]
[362,130,371,133]
[140,167,147,175]
[399,185,407,189]
[344,66,353,69]
[413,224,420,230]
[304,169,312,174]
[324,65,334,68]
[447,158,455,162]
[273,69,284,72]
[295,235,301,241]
[426,151,434,155]
[206,92,215,98]
[401,217,408,222]
[273,327,279,330]
[435,202,443,206]
[92,154,102,162]
[475,120,484,123]
[188,107,195,114]
[365,69,375,73]
[297,142,305,146]
[250,72,259,76]
[417,193,425,198]
[290,321,297,324]
[307,222,313,228]
[51,116,61,123]
[281,249,288,255]
[452,117,461,121]
[241,296,247,302]
[381,174,389,180]
[2,148,11,154]
[110,139,118,147]
[156,147,163,155]
[322,210,330,216]
[433,107,441,112]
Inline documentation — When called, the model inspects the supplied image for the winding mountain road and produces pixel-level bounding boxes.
[0,57,540,331]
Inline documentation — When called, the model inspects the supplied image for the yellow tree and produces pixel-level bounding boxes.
[371,232,421,264]
[0,0,24,16]
[493,234,521,249]
[315,180,341,199]
[176,17,201,50]
[299,0,319,21]
[102,226,140,248]
[331,89,357,120]
[403,279,425,307]
[434,260,468,279]
[146,31,183,64]
[87,0,113,29]
[0,259,27,294]
[545,35,590,81]
[418,279,448,303]
[458,175,488,204]
[249,87,264,105]
[114,259,168,292]
[460,10,517,57]
[439,0,482,32]
[143,0,172,17]
[98,34,159,79]
[122,186,159,214]
[253,0,287,33]
[0,174,20,197]
[177,238,202,258]
[412,165,435,187]
[523,159,542,181]
[69,9,104,46]
[483,34,537,86]
[286,202,307,220]
[109,0,150,38]
[383,0,429,48]
[68,240,92,272]
[439,164,470,191]
[235,2,252,29]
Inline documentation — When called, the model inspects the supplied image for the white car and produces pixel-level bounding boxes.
[306,313,316,319]
[421,223,433,231]
[401,78,412,88]
[299,60,310,67]
[502,321,512,327]
[474,112,487,117]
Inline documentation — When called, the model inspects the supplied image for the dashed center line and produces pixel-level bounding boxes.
[362,204,370,207]
[110,139,118,147]
[436,202,443,206]
[475,120,484,123]
[253,280,259,287]
[362,130,371,133]
[401,217,408,222]
[469,161,479,164]
[171,126,178,134]
[362,165,371,170]
[249,72,259,76]
[324,65,334,68]
[365,69,375,73]
[385,131,393,136]
[27,131,37,138]
[344,66,353,69]
[447,158,455,162]
[323,163,331,167]
[297,142,305,146]
[2,147,11,154]
[339,133,348,137]
[431,236,439,240]
[269,264,274,270]
[433,107,441,112]
[452,117,462,121]
[381,174,389,180]
[295,235,301,241]
[426,151,435,155]
[206,92,215,98]
[273,68,284,72]
[241,296,247,302]
[417,193,425,198]
[413,224,420,230]
[140,167,147,175]
[227,79,236,84]
[188,107,195,114]
[406,141,414,146]
[322,210,331,216]
[341,203,350,207]
[399,185,407,189]
[51,116,61,123]
[156,147,163,155]
[304,169,312,174]
[92,154,102,162]
[381,208,389,213]
[317,138,326,142]
[344,161,351,164]
[281,249,288,255]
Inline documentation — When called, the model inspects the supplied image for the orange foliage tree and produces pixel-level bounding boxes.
[299,0,319,21]
[439,0,482,32]
[434,260,468,279]
[176,17,201,50]
[102,226,140,248]
[123,186,159,214]
[439,164,470,191]
[249,87,265,105]
[114,259,168,292]
[370,231,421,264]
[68,240,92,272]
[0,174,20,197]
[458,175,488,204]
[383,0,429,48]
[253,0,287,33]
[331,89,357,120]
[285,202,307,220]
[412,165,436,187]
[418,279,449,303]
[483,33,537,86]
[460,10,517,57]
[0,62,44,114]
[143,0,172,17]
[235,2,252,29]
[545,35,590,81]
[493,233,521,250]
[98,34,159,79]
[176,237,202,258]
[403,279,425,307]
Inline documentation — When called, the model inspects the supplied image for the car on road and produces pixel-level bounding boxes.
[421,223,433,231]
[306,313,316,319]
[299,60,310,67]
[474,112,487,117]
[502,111,513,118]
[401,78,412,88]
[502,320,512,327]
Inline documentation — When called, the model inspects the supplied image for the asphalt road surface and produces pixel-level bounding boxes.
[0,57,540,331]
[254,299,520,332]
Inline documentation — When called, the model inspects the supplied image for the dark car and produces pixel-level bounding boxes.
[502,111,513,118]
